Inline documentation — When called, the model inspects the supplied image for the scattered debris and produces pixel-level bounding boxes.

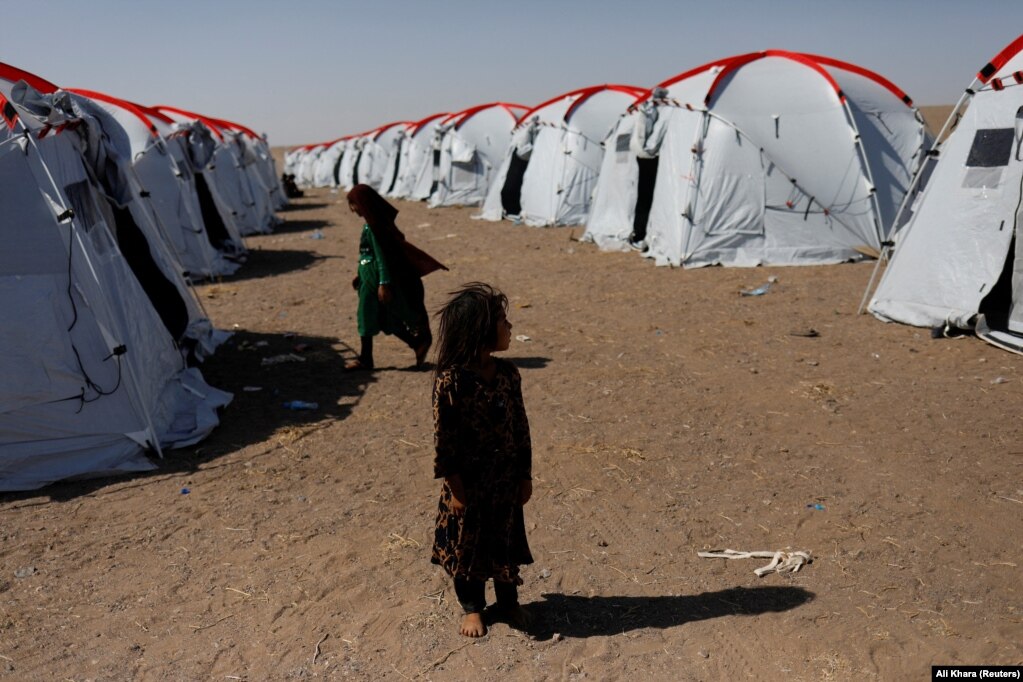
[790,328,820,338]
[740,283,772,297]
[282,400,319,411]
[697,549,813,576]
[261,353,306,366]
[515,334,531,342]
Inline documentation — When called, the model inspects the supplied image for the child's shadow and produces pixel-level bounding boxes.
[515,586,814,640]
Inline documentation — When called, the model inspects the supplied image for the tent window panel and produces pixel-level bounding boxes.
[451,160,479,190]
[614,134,631,163]
[962,167,1004,190]
[966,128,1014,168]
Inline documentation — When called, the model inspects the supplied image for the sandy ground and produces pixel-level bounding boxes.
[2,158,1022,680]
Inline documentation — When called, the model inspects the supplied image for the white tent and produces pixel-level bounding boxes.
[429,102,527,207]
[355,121,412,194]
[222,120,286,212]
[296,143,325,187]
[583,51,928,267]
[283,146,305,178]
[481,84,645,227]
[4,80,227,362]
[869,34,1023,340]
[388,112,449,200]
[68,88,241,279]
[155,106,277,236]
[0,66,231,491]
[312,137,346,188]
[337,136,364,190]
[139,105,248,260]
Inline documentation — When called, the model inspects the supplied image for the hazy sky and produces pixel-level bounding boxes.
[4,1,1019,146]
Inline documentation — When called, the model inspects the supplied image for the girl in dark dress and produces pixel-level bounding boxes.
[346,184,447,370]
[431,283,534,637]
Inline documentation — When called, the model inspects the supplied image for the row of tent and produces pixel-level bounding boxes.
[288,50,930,270]
[286,100,533,210]
[0,61,285,491]
[293,35,1023,351]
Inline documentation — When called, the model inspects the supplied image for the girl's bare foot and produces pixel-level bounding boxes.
[460,612,486,637]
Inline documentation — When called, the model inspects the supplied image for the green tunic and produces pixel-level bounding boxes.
[357,224,420,337]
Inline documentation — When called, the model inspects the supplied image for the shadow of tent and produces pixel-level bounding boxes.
[185,329,371,453]
[517,587,814,640]
[270,218,331,235]
[220,248,333,282]
[0,329,372,504]
[280,201,331,212]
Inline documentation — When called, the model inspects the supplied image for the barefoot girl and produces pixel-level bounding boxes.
[431,283,534,637]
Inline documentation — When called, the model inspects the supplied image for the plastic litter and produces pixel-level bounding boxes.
[261,353,306,366]
[807,503,825,511]
[282,400,319,410]
[181,488,190,495]
[697,548,813,577]
[740,283,771,296]
[515,334,531,342]
[991,376,1010,385]
[309,230,325,240]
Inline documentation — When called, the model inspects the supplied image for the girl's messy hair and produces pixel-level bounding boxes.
[435,282,508,374]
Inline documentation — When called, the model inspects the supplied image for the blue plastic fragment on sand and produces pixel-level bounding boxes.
[741,284,771,296]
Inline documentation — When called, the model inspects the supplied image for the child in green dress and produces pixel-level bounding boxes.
[345,184,446,370]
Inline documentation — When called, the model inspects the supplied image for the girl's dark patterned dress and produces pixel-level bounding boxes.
[431,359,533,584]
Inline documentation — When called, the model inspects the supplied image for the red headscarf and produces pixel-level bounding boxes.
[347,184,448,278]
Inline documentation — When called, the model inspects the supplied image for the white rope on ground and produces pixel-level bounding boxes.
[697,549,813,577]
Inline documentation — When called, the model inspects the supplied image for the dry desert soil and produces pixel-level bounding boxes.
[1,135,1021,680]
